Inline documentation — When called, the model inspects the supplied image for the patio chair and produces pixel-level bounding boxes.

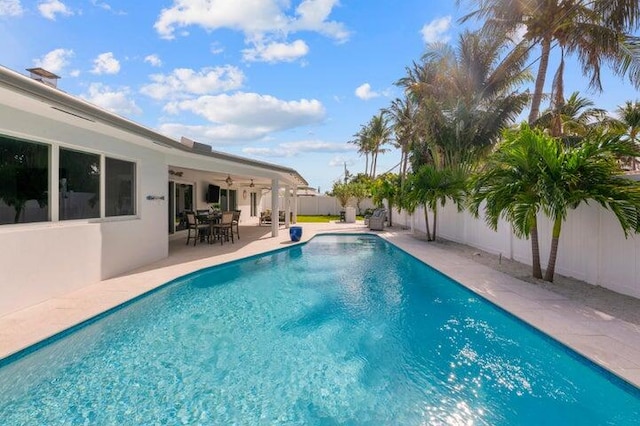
[368,208,387,231]
[211,211,234,245]
[185,211,210,245]
[231,210,241,240]
[259,210,272,226]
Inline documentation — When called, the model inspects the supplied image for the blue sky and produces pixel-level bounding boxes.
[1,1,638,192]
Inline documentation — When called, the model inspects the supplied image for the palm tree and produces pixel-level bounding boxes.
[460,0,640,125]
[469,124,550,278]
[349,125,373,176]
[471,123,640,282]
[370,172,400,226]
[608,100,640,170]
[367,112,393,178]
[405,164,467,241]
[397,30,531,168]
[534,91,607,144]
[384,97,419,181]
[539,131,640,281]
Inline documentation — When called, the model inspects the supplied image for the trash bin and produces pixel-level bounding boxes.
[289,226,303,242]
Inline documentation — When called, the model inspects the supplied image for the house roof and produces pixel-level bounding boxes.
[0,65,308,187]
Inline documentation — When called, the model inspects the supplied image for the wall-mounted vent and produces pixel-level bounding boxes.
[26,67,61,88]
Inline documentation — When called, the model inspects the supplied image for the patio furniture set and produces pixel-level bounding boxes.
[185,210,240,246]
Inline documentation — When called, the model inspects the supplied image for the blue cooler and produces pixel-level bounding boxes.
[289,226,303,242]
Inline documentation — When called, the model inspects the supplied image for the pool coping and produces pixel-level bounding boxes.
[1,223,639,389]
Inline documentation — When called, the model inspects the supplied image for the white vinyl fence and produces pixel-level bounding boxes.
[263,195,376,216]
[392,201,640,300]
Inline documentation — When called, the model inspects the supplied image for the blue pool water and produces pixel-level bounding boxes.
[1,234,639,424]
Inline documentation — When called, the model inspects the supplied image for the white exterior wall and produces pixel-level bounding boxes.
[395,201,640,299]
[0,106,168,316]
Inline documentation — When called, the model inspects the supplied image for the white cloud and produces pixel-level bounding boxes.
[159,123,269,145]
[355,83,379,100]
[33,48,74,74]
[69,69,80,77]
[38,0,73,20]
[210,42,224,55]
[165,92,325,129]
[144,54,162,67]
[159,92,325,144]
[91,52,120,74]
[90,0,125,15]
[90,0,110,11]
[243,39,309,63]
[153,0,348,63]
[81,83,142,115]
[328,155,356,167]
[243,140,355,158]
[0,0,23,16]
[290,0,349,42]
[140,66,245,100]
[420,16,451,44]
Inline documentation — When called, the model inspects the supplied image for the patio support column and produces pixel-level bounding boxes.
[292,186,298,224]
[284,185,290,228]
[271,178,279,237]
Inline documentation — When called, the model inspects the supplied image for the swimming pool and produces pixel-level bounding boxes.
[1,234,639,424]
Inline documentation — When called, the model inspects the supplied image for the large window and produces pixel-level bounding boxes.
[0,134,138,225]
[59,148,100,220]
[0,136,49,225]
[106,157,136,217]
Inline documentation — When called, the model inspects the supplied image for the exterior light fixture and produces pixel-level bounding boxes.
[225,175,233,186]
[249,179,255,188]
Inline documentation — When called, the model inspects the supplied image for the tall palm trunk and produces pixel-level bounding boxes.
[372,151,378,178]
[365,154,369,177]
[528,35,552,125]
[424,204,432,241]
[530,219,543,279]
[432,205,438,241]
[401,148,409,178]
[544,217,562,282]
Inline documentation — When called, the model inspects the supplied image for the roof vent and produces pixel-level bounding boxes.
[26,67,61,88]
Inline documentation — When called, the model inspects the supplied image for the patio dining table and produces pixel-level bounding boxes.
[196,213,221,243]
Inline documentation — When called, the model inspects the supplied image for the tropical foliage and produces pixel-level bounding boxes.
[471,124,640,281]
[460,0,640,125]
[344,3,640,282]
[404,164,467,241]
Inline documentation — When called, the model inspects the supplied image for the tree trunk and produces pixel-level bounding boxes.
[365,154,370,177]
[387,199,393,227]
[372,151,378,178]
[528,35,552,126]
[530,219,543,279]
[544,217,562,282]
[424,204,432,241]
[401,148,409,179]
[432,205,438,241]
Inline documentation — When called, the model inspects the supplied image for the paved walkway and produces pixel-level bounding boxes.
[1,222,639,388]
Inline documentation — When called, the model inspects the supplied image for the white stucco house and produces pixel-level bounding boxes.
[0,65,307,316]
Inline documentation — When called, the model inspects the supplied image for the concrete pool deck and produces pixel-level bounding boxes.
[1,222,639,389]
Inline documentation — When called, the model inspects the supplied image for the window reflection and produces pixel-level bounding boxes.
[106,157,136,217]
[59,148,100,220]
[0,136,49,224]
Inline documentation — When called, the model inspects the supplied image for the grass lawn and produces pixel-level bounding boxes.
[296,215,364,223]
